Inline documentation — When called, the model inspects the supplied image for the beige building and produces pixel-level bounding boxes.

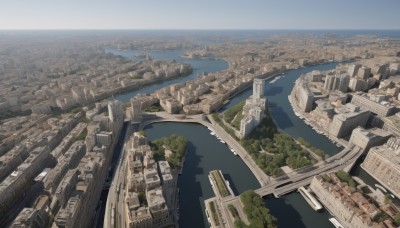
[310,173,389,228]
[349,127,391,152]
[329,104,370,138]
[361,137,400,198]
[351,92,396,117]
[239,79,267,138]
[294,76,314,112]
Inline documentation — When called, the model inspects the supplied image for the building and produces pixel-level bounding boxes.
[361,137,400,198]
[348,127,391,152]
[294,76,314,112]
[351,92,396,117]
[324,74,350,92]
[329,104,370,138]
[11,207,49,228]
[349,78,368,92]
[239,79,267,138]
[253,78,265,99]
[381,112,400,136]
[130,98,142,122]
[126,133,173,228]
[357,66,371,80]
[310,173,385,228]
[348,64,361,77]
[108,100,124,123]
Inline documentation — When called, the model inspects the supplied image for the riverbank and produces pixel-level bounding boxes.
[288,89,348,148]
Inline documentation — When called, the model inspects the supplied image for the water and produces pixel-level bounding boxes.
[107,49,228,103]
[110,49,342,227]
[221,63,342,156]
[265,193,334,228]
[144,122,260,228]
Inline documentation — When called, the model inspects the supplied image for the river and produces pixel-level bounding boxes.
[111,49,340,227]
[107,49,229,103]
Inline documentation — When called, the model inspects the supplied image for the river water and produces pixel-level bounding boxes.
[111,49,341,227]
[108,49,229,103]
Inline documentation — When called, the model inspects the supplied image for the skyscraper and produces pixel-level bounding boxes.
[107,100,123,123]
[253,79,265,99]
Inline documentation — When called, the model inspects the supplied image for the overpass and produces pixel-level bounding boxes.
[254,145,362,197]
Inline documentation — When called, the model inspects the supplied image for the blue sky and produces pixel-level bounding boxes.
[0,0,399,30]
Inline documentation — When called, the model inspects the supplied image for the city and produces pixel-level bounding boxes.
[1,1,400,228]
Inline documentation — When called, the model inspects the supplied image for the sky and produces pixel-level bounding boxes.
[0,0,400,30]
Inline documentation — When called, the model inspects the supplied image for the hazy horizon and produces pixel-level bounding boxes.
[1,0,400,30]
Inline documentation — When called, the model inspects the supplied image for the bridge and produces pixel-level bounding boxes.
[140,112,272,187]
[135,111,366,228]
[140,111,364,195]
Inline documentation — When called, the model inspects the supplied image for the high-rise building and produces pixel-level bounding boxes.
[324,74,350,92]
[239,79,267,138]
[253,79,265,99]
[130,98,142,122]
[107,100,123,123]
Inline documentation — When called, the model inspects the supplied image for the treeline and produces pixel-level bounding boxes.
[234,190,276,228]
[150,134,187,168]
[297,137,325,158]
[224,100,246,123]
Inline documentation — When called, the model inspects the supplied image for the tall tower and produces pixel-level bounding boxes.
[130,98,142,122]
[253,79,265,99]
[108,100,123,122]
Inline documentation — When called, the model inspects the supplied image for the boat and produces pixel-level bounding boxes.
[210,132,215,136]
[375,184,387,193]
[220,140,226,144]
[230,148,238,156]
[328,218,344,228]
[298,187,323,211]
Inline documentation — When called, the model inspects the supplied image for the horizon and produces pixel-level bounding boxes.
[1,0,400,30]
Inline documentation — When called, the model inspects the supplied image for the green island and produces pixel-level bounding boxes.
[214,103,317,176]
[234,190,276,228]
[210,170,231,198]
[149,134,187,168]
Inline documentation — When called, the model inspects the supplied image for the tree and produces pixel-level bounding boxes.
[394,213,400,225]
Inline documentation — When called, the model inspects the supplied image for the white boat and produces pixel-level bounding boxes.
[375,184,387,193]
[220,140,226,144]
[298,187,322,211]
[329,218,344,228]
[210,132,215,135]
[233,152,238,156]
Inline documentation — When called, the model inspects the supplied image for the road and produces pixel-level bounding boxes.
[104,123,135,228]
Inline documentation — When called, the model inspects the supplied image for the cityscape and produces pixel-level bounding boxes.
[1,1,400,228]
